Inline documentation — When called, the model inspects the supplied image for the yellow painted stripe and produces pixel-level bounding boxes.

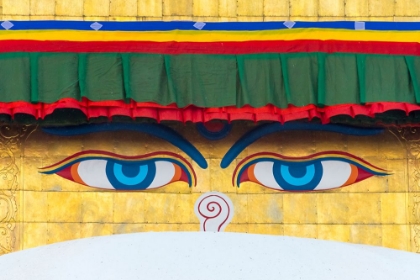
[2,29,420,43]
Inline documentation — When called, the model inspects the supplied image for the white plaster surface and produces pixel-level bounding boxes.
[0,232,420,280]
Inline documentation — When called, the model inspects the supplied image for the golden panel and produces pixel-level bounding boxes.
[163,0,193,16]
[237,0,263,16]
[138,0,163,17]
[379,130,407,160]
[56,0,84,16]
[81,192,114,223]
[84,16,110,21]
[3,0,30,15]
[110,0,137,17]
[229,194,249,224]
[344,0,369,17]
[283,193,316,224]
[350,225,382,246]
[368,0,395,17]
[113,192,146,223]
[193,0,219,16]
[1,0,420,20]
[289,16,319,21]
[247,194,283,224]
[225,223,249,233]
[290,0,318,16]
[47,223,81,245]
[114,223,179,234]
[319,0,344,17]
[31,0,56,16]
[142,193,196,224]
[29,15,55,20]
[178,223,199,231]
[278,131,317,156]
[264,16,289,21]
[380,193,408,224]
[384,159,408,193]
[347,193,382,224]
[47,192,83,223]
[347,134,381,158]
[83,0,110,17]
[218,0,237,17]
[209,159,237,193]
[22,223,48,249]
[382,225,409,251]
[192,161,211,193]
[3,15,30,20]
[313,132,347,153]
[248,224,284,235]
[80,223,113,239]
[316,193,351,224]
[283,224,317,239]
[394,16,420,22]
[23,191,48,222]
[318,225,350,242]
[263,0,289,17]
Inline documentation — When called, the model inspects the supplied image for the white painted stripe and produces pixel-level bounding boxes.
[253,161,282,190]
[314,161,351,190]
[78,160,114,189]
[147,161,175,189]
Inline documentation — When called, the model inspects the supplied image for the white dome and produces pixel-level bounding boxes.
[0,232,419,280]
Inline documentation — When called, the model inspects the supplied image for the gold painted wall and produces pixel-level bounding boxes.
[0,0,420,255]
[1,123,420,254]
[0,0,420,22]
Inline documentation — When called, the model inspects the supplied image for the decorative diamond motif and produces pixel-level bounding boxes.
[193,22,206,30]
[355,21,365,30]
[1,21,14,30]
[90,22,103,31]
[283,21,296,29]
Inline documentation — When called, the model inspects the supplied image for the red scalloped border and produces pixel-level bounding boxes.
[1,98,419,125]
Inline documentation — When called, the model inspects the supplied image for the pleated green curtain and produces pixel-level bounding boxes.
[0,52,419,107]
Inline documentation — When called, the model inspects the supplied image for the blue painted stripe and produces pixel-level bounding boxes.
[221,123,384,169]
[4,20,420,31]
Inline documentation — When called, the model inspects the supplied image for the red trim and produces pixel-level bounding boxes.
[2,40,420,55]
[2,98,420,125]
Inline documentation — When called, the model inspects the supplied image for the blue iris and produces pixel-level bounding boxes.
[106,160,156,190]
[273,160,323,191]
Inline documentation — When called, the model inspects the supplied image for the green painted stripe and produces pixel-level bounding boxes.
[0,52,418,107]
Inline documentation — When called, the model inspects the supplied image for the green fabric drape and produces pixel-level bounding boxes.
[0,52,418,107]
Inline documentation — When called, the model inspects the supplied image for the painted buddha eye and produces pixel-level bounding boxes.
[233,152,388,192]
[40,151,196,190]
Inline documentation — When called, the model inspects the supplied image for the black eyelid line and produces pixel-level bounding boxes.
[42,123,208,169]
[220,123,384,168]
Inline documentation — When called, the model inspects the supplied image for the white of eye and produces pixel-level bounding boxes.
[145,161,175,189]
[253,161,282,190]
[77,159,114,189]
[313,160,352,190]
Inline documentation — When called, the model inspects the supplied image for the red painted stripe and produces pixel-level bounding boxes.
[1,40,420,55]
[1,98,420,125]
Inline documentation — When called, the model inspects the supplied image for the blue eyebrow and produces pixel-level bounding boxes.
[220,123,384,168]
[42,123,208,169]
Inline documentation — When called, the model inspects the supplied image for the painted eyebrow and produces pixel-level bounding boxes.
[42,123,208,169]
[220,123,384,168]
